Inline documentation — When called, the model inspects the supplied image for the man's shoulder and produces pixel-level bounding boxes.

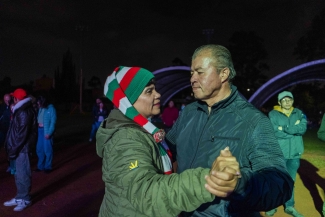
[232,98,265,117]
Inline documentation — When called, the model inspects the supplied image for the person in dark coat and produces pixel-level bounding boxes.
[166,44,294,217]
[0,93,12,148]
[3,88,38,212]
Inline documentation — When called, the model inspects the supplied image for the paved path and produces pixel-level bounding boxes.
[0,114,324,217]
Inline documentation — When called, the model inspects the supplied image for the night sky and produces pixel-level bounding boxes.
[1,0,324,86]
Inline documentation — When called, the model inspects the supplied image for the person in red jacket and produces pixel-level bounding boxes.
[161,100,179,133]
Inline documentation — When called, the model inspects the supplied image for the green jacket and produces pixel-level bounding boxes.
[268,106,307,159]
[96,109,214,217]
[318,114,325,142]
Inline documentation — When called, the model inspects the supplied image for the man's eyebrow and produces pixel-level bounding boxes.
[191,66,203,72]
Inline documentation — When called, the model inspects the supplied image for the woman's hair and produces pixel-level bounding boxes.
[37,95,49,108]
[146,78,156,87]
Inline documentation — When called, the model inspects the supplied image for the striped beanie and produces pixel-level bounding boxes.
[104,66,172,174]
[104,66,157,134]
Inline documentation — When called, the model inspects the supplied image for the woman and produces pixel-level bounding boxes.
[35,95,57,173]
[89,98,108,142]
[96,66,223,217]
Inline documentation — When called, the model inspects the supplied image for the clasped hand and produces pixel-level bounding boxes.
[205,147,241,197]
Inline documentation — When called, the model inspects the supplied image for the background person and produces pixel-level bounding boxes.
[35,95,57,173]
[96,66,237,217]
[317,113,325,142]
[161,100,179,133]
[0,94,13,173]
[3,88,38,212]
[89,98,108,142]
[0,94,12,149]
[266,91,307,217]
[317,114,325,216]
[166,44,294,217]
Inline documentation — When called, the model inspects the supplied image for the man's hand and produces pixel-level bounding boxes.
[205,147,240,197]
[295,120,300,125]
[278,126,283,130]
[210,146,240,176]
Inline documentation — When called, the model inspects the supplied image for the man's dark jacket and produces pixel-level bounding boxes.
[5,98,38,159]
[166,85,294,217]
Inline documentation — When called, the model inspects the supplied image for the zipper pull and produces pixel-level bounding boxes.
[211,136,214,142]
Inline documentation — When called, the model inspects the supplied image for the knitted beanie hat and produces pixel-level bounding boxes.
[104,66,157,134]
[104,66,172,174]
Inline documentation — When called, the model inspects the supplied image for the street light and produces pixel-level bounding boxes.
[75,24,88,114]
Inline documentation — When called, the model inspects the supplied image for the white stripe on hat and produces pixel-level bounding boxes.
[116,67,130,83]
[104,71,116,96]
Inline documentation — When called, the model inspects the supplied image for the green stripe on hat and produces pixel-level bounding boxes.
[106,79,120,101]
[124,68,154,104]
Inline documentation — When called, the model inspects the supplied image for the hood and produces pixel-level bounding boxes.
[273,105,294,116]
[96,109,146,158]
[13,97,32,112]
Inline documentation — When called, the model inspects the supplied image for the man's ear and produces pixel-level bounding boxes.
[220,68,230,83]
[278,101,281,106]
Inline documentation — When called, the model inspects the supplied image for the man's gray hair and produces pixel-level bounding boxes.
[192,44,236,82]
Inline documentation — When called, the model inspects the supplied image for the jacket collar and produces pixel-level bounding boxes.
[195,85,239,113]
[13,97,32,112]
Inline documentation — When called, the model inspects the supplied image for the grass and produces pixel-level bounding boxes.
[302,129,325,169]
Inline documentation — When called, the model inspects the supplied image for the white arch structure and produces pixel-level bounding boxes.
[248,59,325,108]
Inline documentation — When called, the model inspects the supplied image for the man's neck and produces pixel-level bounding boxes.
[206,85,232,112]
[282,107,292,114]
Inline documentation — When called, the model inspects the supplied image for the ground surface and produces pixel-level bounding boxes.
[0,114,324,217]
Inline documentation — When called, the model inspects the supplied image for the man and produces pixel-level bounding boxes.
[166,44,293,217]
[3,88,38,212]
[0,94,12,148]
[266,91,306,217]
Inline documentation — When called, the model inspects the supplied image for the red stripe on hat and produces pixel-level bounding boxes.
[119,67,140,91]
[112,88,125,108]
[134,114,148,127]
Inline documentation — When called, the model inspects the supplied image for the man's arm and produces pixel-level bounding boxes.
[268,111,294,139]
[283,112,307,136]
[207,116,293,212]
[7,111,31,159]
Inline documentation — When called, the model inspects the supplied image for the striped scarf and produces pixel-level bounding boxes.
[104,66,172,174]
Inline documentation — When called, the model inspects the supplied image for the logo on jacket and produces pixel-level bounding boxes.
[129,160,138,170]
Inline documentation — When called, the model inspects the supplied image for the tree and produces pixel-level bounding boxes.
[228,30,269,98]
[294,9,325,61]
[54,49,77,104]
